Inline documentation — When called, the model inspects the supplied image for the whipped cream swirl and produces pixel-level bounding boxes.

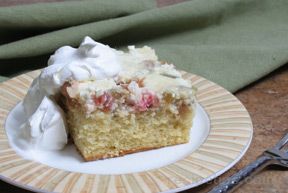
[22,36,121,150]
[21,96,67,150]
[42,36,121,96]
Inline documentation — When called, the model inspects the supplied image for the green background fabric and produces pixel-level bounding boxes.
[0,0,288,92]
[0,76,7,82]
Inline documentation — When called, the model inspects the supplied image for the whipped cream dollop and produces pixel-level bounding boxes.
[24,36,121,115]
[21,96,67,150]
[22,36,121,151]
[42,36,121,96]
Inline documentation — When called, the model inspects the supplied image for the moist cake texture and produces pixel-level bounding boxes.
[60,46,196,161]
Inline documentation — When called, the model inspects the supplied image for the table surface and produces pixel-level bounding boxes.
[0,0,287,193]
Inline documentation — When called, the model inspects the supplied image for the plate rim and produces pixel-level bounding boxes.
[163,118,253,193]
[0,70,253,193]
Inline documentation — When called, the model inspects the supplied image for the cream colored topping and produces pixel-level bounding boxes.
[117,46,159,81]
[153,64,182,78]
[120,46,158,65]
[78,79,118,97]
[127,81,143,102]
[116,46,190,92]
[143,73,191,92]
[66,43,191,98]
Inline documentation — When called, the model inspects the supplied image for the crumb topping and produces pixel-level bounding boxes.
[60,46,195,115]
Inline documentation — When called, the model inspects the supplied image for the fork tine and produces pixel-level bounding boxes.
[274,133,288,150]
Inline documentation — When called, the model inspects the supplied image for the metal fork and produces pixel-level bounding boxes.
[208,133,288,193]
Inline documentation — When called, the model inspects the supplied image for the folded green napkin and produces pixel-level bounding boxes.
[0,75,7,82]
[0,0,288,92]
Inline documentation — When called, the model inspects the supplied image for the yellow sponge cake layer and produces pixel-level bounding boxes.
[66,94,194,161]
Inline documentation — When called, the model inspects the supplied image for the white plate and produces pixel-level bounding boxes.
[6,102,209,175]
[0,70,253,193]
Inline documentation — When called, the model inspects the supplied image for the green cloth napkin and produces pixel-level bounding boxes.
[0,0,288,92]
[0,75,7,82]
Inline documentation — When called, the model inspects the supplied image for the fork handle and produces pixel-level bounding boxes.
[208,155,272,193]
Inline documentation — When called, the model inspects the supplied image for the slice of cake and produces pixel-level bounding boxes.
[60,46,196,161]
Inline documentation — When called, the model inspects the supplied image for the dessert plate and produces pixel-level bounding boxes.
[0,70,253,193]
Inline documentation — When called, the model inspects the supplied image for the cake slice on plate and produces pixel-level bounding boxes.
[60,46,196,161]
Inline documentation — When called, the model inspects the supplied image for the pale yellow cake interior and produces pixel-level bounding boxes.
[67,103,194,161]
